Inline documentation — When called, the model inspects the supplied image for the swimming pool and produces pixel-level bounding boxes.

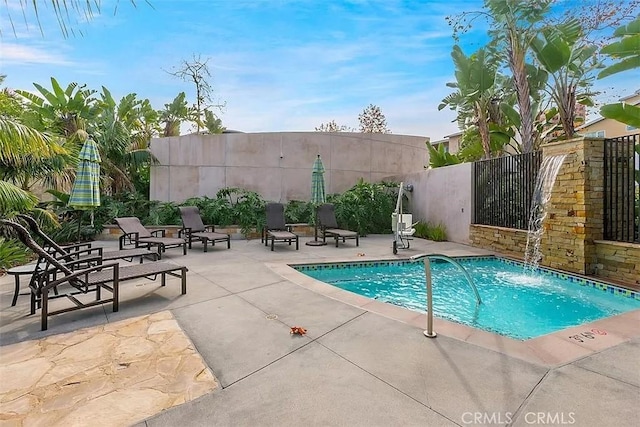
[294,257,640,340]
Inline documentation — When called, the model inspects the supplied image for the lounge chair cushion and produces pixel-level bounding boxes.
[324,228,358,238]
[268,230,297,240]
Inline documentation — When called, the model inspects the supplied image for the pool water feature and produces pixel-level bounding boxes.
[524,154,567,272]
[294,257,640,340]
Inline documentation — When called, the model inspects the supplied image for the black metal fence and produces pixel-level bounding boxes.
[472,151,542,230]
[603,134,639,243]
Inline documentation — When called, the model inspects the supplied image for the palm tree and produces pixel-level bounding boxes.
[203,110,226,134]
[1,1,143,38]
[16,78,98,138]
[0,75,68,213]
[0,118,66,213]
[93,88,158,195]
[531,18,600,139]
[485,0,553,153]
[159,92,191,137]
[439,45,499,158]
[14,78,98,193]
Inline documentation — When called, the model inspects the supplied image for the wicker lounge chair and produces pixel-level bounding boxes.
[178,206,231,252]
[17,214,158,264]
[317,204,359,247]
[115,217,187,259]
[262,203,299,251]
[1,220,188,331]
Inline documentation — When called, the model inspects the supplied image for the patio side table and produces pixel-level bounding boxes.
[6,263,56,306]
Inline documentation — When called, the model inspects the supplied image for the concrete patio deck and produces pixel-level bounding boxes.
[1,235,638,426]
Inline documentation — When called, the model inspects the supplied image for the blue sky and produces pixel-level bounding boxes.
[0,0,637,140]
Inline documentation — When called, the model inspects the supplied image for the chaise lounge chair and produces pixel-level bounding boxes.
[262,203,299,251]
[178,206,231,252]
[115,217,187,259]
[17,214,158,264]
[317,203,359,247]
[1,220,188,331]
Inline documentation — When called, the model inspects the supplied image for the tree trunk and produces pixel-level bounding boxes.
[476,105,492,159]
[558,85,576,139]
[508,30,535,153]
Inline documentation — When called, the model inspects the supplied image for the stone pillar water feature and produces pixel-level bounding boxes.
[470,136,638,284]
[539,137,605,275]
[524,154,567,272]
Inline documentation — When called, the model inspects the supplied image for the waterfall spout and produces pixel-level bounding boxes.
[524,154,567,272]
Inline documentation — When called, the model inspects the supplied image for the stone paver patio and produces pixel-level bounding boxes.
[0,311,216,426]
[1,235,638,426]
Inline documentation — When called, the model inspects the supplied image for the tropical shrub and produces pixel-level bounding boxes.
[93,191,155,230]
[181,196,234,227]
[426,143,461,168]
[285,200,314,224]
[0,238,30,271]
[82,184,412,238]
[329,179,398,235]
[46,219,95,244]
[216,188,266,235]
[148,201,181,226]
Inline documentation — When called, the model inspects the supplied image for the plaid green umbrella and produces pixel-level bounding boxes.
[69,138,101,211]
[307,155,326,246]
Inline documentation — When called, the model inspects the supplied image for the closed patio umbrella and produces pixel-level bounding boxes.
[69,137,101,231]
[306,154,327,246]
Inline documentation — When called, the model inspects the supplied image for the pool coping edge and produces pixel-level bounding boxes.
[266,260,640,368]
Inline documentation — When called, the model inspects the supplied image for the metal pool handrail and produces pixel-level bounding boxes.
[410,253,482,306]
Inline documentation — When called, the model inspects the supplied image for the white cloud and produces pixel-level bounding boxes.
[1,42,74,66]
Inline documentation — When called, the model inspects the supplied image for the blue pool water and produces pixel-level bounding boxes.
[295,258,640,340]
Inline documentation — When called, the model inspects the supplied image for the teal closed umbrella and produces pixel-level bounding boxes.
[69,138,101,229]
[307,154,327,246]
[311,154,326,205]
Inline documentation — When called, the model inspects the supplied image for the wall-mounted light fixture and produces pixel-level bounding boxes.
[404,183,414,192]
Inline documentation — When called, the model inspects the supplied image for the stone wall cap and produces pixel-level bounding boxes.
[470,224,528,233]
[594,240,640,249]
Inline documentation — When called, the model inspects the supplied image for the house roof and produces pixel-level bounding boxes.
[620,88,640,101]
[576,116,605,130]
[444,131,463,138]
[577,89,640,130]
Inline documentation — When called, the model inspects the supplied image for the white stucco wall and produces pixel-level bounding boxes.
[150,132,429,203]
[387,163,472,244]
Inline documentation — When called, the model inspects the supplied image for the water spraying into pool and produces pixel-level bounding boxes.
[524,154,567,272]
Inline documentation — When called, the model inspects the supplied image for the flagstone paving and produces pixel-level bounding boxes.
[0,311,217,426]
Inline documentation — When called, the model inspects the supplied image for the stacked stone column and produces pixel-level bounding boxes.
[540,137,604,275]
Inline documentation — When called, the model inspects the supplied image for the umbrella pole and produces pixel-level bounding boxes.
[306,205,326,246]
[76,210,83,242]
